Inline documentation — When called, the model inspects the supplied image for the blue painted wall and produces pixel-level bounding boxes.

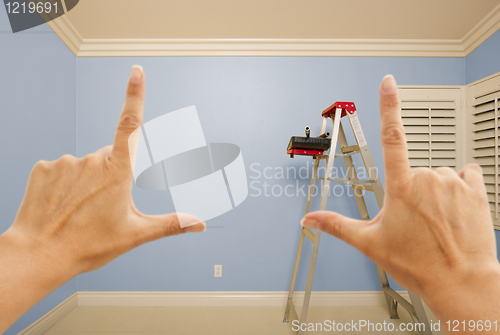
[466,29,500,84]
[0,7,77,335]
[75,57,465,295]
[1,2,499,330]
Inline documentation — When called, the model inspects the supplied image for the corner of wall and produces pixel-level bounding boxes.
[466,29,500,84]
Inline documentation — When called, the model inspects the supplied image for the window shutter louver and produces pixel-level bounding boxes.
[467,73,500,229]
[399,88,463,171]
[398,76,500,231]
[470,88,500,225]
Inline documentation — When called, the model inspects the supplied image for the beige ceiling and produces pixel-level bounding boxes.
[65,0,500,40]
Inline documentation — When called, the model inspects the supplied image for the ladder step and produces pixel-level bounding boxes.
[302,227,316,243]
[382,287,417,318]
[335,151,360,158]
[316,145,361,160]
[353,184,374,192]
[318,177,377,185]
[341,145,360,153]
[284,298,299,323]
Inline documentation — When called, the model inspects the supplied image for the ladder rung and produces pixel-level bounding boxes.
[317,147,360,160]
[353,184,374,192]
[325,177,377,185]
[302,227,316,243]
[284,298,299,323]
[335,150,360,158]
[341,145,360,153]
[382,287,417,318]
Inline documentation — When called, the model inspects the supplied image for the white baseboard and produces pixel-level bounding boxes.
[77,290,409,307]
[18,292,78,335]
[19,290,410,334]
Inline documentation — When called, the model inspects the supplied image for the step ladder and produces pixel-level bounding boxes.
[283,102,433,335]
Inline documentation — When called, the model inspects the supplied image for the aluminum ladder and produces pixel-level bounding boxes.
[283,101,433,335]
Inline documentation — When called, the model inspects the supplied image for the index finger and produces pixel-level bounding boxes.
[379,75,411,188]
[112,65,146,166]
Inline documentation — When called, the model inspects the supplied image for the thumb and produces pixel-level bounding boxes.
[301,211,371,250]
[134,213,206,245]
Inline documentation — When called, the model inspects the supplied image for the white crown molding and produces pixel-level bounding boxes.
[44,3,499,57]
[75,38,465,57]
[18,292,78,335]
[462,3,500,56]
[45,15,83,55]
[18,290,411,334]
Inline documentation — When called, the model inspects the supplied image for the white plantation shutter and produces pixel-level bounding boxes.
[467,73,500,229]
[398,88,464,170]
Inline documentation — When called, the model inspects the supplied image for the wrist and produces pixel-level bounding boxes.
[0,228,74,290]
[419,261,500,322]
[0,228,74,332]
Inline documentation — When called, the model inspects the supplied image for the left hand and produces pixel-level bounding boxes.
[0,66,205,333]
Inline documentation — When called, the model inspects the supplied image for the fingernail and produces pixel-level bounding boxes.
[381,75,397,94]
[129,65,143,83]
[184,222,207,233]
[177,213,205,229]
[300,217,320,229]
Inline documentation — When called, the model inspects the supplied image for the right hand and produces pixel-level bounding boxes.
[301,75,500,327]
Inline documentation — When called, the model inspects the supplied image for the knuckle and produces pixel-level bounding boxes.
[413,167,436,181]
[381,125,406,145]
[434,167,461,184]
[59,154,77,165]
[465,163,483,174]
[435,166,452,174]
[163,222,182,237]
[324,215,342,238]
[127,85,145,99]
[32,160,50,173]
[81,153,100,166]
[412,167,430,176]
[410,168,440,195]
[381,95,400,110]
[117,114,141,134]
[411,167,467,201]
[329,222,342,239]
[81,153,106,176]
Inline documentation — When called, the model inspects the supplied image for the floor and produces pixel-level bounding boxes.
[44,305,445,334]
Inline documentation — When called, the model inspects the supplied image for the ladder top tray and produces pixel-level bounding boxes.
[322,101,357,118]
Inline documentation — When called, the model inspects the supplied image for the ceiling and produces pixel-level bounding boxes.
[65,0,500,40]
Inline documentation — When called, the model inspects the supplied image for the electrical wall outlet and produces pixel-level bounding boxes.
[214,265,222,277]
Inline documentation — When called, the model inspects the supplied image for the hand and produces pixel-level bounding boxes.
[301,75,500,329]
[0,66,205,332]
